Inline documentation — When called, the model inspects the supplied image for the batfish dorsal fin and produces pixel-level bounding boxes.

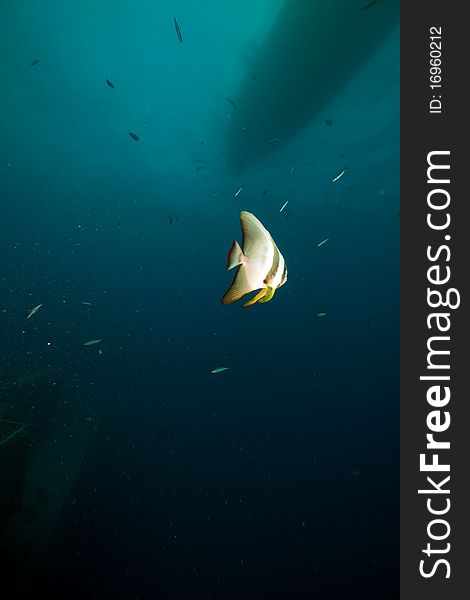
[239,211,271,257]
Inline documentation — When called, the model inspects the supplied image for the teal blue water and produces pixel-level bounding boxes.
[1,1,399,598]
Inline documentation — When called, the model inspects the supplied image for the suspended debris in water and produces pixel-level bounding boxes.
[316,312,327,318]
[362,0,378,9]
[234,187,243,197]
[332,168,346,182]
[83,339,102,346]
[226,97,237,110]
[27,304,43,319]
[279,201,289,213]
[268,137,280,144]
[105,79,116,89]
[174,17,182,43]
[324,119,334,126]
[0,419,29,448]
[31,59,40,67]
[128,130,139,141]
[317,237,330,247]
[211,367,230,374]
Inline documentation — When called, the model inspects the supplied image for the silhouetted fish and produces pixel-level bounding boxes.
[174,17,182,43]
[362,0,378,9]
[168,215,173,225]
[105,79,115,89]
[227,97,237,110]
[128,130,139,141]
[324,119,334,126]
[31,59,40,67]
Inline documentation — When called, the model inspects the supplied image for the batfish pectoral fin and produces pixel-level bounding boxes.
[258,286,275,303]
[242,287,267,308]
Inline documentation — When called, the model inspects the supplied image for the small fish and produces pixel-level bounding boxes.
[362,0,378,9]
[174,17,182,43]
[332,168,346,183]
[290,165,295,174]
[349,469,361,476]
[324,119,334,126]
[234,187,242,197]
[117,219,121,226]
[227,97,237,110]
[211,192,219,197]
[83,339,102,346]
[211,367,230,374]
[27,304,43,319]
[316,312,327,318]
[279,200,289,213]
[268,137,279,144]
[31,59,40,67]
[78,224,90,231]
[168,215,173,225]
[222,212,287,307]
[81,301,93,306]
[105,79,115,89]
[128,130,139,141]
[317,237,330,247]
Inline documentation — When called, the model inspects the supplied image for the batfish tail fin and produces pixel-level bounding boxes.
[226,240,244,270]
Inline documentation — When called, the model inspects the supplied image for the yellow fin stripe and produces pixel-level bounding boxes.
[242,288,267,308]
[258,287,275,303]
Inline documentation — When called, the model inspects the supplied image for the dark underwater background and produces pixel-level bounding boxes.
[1,1,399,598]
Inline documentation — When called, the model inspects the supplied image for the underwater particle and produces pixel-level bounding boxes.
[83,339,102,346]
[174,16,182,43]
[316,312,327,318]
[211,367,230,374]
[26,304,43,319]
[222,211,287,307]
[268,137,280,144]
[279,201,289,213]
[105,79,116,89]
[234,187,242,197]
[332,168,346,182]
[324,119,334,126]
[226,97,237,110]
[362,0,378,9]
[31,59,40,67]
[316,237,330,247]
[128,130,139,141]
